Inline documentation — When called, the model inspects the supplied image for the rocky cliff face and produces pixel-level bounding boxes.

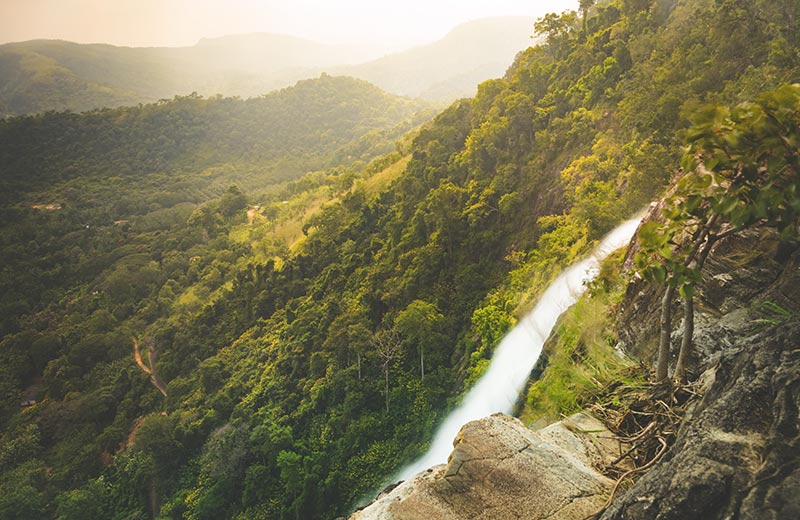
[601,320,800,519]
[352,225,799,520]
[602,228,800,519]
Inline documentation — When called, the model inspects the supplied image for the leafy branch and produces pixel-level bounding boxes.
[636,84,800,383]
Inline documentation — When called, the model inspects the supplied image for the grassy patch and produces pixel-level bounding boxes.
[359,155,410,196]
[519,249,645,426]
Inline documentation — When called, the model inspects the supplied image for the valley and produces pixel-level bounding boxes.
[0,1,798,519]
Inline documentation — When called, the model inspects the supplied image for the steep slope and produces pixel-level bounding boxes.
[352,226,800,520]
[602,227,800,519]
[0,1,799,519]
[334,17,536,100]
[0,74,430,400]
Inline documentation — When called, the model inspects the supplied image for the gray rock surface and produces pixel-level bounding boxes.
[601,319,800,520]
[604,228,800,519]
[618,224,792,376]
[352,413,622,520]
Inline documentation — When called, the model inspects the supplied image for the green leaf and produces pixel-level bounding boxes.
[704,157,719,172]
[718,196,739,215]
[681,154,698,172]
[685,194,702,213]
[638,222,665,248]
[679,284,695,299]
[652,265,667,284]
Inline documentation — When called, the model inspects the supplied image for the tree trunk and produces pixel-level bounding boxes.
[656,283,676,381]
[656,214,721,382]
[149,477,160,520]
[420,346,425,381]
[675,235,716,383]
[384,367,389,413]
[674,293,694,383]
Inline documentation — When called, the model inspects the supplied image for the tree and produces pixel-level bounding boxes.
[637,84,800,382]
[219,185,247,217]
[533,10,578,58]
[394,300,445,381]
[372,328,402,413]
[579,0,596,33]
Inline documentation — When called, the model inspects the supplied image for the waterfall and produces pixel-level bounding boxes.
[397,216,642,480]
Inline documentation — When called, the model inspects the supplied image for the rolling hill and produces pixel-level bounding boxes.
[0,17,535,117]
[0,35,379,117]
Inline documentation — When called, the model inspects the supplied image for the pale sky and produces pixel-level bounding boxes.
[0,0,578,49]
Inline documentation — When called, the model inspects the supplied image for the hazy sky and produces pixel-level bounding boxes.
[0,0,578,49]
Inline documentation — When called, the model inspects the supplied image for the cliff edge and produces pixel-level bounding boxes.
[601,228,800,519]
[353,226,799,519]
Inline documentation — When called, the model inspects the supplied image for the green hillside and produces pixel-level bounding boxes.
[0,1,798,519]
[0,73,431,362]
[0,74,429,195]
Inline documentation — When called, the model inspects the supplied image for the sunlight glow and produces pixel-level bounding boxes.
[0,0,578,49]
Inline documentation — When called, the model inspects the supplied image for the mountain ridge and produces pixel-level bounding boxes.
[0,16,535,117]
[333,17,535,100]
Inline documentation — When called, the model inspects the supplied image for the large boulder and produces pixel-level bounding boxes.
[352,412,622,520]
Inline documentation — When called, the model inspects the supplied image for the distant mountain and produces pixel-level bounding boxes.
[0,17,535,117]
[334,17,536,100]
[0,35,380,118]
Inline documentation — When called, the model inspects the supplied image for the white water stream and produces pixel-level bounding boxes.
[398,216,642,480]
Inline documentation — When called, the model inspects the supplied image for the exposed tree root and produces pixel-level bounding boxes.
[582,377,701,519]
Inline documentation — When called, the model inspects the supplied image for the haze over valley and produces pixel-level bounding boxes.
[0,1,572,117]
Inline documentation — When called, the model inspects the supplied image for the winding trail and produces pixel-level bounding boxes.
[133,337,167,396]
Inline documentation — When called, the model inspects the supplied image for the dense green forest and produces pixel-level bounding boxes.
[0,0,798,519]
[0,74,430,198]
[0,74,431,340]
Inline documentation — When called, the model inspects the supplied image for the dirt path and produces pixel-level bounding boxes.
[133,337,151,374]
[122,416,148,450]
[133,337,167,396]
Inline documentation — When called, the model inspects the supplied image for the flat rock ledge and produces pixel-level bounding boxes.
[351,412,622,520]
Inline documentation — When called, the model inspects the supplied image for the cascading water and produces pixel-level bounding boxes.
[398,216,642,480]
